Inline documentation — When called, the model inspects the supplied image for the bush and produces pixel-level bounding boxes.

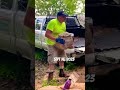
[65,62,76,71]
[35,49,47,63]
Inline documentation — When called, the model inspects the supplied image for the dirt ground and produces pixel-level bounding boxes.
[35,60,85,90]
[39,83,85,90]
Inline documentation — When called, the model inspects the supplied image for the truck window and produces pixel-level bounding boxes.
[42,17,53,30]
[18,0,28,12]
[35,18,43,30]
[35,23,41,30]
[66,17,80,27]
[0,0,13,10]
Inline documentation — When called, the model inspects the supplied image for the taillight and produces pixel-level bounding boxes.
[24,7,35,32]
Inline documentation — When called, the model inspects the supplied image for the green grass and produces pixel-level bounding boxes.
[65,61,77,71]
[42,79,60,87]
[0,64,16,80]
[35,48,47,63]
[0,52,31,85]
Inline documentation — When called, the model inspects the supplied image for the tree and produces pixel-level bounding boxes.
[75,0,85,14]
[80,0,85,14]
[35,0,80,16]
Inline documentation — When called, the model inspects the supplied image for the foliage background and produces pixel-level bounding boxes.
[35,0,85,16]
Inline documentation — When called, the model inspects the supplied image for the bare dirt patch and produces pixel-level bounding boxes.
[35,60,85,90]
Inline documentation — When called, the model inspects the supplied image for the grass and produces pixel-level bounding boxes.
[1,61,26,78]
[65,61,77,71]
[42,79,61,87]
[64,55,85,71]
[0,51,32,89]
[0,59,30,83]
[35,48,47,63]
[0,64,16,80]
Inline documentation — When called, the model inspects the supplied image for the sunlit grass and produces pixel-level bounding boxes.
[42,79,61,87]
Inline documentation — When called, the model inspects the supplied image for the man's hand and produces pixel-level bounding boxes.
[55,38,65,44]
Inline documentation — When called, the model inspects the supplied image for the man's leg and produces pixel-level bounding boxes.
[47,45,55,71]
[47,46,56,81]
[59,61,69,77]
[58,51,69,77]
[48,63,55,71]
[59,61,66,77]
[59,61,64,69]
[47,63,55,81]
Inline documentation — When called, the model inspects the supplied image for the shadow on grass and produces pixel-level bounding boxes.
[0,50,33,90]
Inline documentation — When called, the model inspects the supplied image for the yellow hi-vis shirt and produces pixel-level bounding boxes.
[46,18,66,45]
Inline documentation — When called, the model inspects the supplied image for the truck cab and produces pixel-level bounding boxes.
[0,0,35,88]
[0,0,34,60]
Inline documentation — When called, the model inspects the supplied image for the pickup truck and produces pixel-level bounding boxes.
[35,16,85,58]
[0,0,34,87]
[0,0,34,60]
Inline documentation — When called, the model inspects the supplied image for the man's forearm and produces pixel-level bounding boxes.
[45,33,56,41]
[45,31,65,44]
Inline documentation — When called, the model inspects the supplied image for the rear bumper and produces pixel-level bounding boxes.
[65,47,85,58]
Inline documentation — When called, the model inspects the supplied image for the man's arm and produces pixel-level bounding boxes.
[45,29,56,41]
[45,29,65,44]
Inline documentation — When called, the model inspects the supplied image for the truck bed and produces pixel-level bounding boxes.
[94,30,120,50]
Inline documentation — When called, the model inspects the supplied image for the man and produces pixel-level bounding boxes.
[45,11,68,77]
